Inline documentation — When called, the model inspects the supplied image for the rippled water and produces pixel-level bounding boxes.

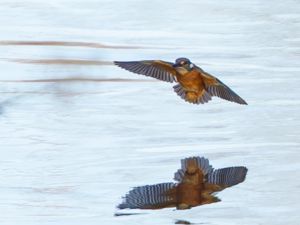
[0,0,299,225]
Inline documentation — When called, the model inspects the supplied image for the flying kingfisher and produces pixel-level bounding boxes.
[118,156,248,210]
[114,58,247,105]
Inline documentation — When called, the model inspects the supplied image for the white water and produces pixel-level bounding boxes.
[0,0,299,224]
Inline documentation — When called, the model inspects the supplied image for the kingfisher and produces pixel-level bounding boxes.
[114,58,247,105]
[118,156,248,210]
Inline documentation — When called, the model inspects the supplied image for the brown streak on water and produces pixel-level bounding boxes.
[2,58,113,66]
[0,40,142,49]
[0,77,157,83]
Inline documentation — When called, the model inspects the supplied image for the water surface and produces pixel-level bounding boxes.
[0,0,299,225]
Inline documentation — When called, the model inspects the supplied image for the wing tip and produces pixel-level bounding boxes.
[117,200,138,209]
[237,98,248,105]
[117,203,128,209]
[117,183,176,210]
[113,61,124,69]
[229,166,248,185]
[234,166,248,185]
[113,61,127,67]
[240,166,248,178]
[207,166,248,187]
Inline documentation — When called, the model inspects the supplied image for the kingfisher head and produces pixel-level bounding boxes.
[173,57,194,73]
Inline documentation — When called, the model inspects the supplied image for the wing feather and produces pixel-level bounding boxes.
[114,60,177,83]
[207,166,248,188]
[118,182,177,209]
[196,67,247,105]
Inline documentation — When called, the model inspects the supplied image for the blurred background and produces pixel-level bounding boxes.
[0,0,299,225]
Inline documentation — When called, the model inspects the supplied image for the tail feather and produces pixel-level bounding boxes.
[173,84,212,104]
[174,156,214,182]
[207,166,248,187]
[118,182,177,209]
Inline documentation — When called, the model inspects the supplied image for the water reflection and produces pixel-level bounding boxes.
[114,212,145,217]
[118,156,247,210]
[174,220,207,225]
[0,96,21,116]
[175,220,192,225]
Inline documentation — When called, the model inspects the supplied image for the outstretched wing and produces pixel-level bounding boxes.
[174,156,214,182]
[207,166,248,189]
[118,183,177,210]
[196,67,247,105]
[114,60,177,83]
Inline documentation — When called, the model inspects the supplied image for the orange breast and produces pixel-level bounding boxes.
[177,70,205,92]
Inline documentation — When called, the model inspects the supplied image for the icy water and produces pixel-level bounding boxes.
[0,0,299,225]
